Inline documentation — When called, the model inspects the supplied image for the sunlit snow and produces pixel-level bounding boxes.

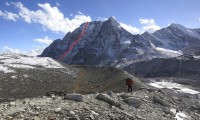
[194,56,200,59]
[0,65,15,73]
[123,40,131,44]
[155,47,182,57]
[7,64,35,69]
[0,54,67,74]
[0,54,76,76]
[0,56,9,59]
[149,81,200,94]
[2,57,64,69]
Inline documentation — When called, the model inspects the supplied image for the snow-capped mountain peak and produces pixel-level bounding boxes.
[168,23,186,29]
[106,16,122,29]
[40,18,200,67]
[167,23,200,38]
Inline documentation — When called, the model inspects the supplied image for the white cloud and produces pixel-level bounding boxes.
[5,2,10,6]
[199,18,200,21]
[2,46,45,56]
[3,46,22,54]
[120,23,140,34]
[27,46,46,56]
[34,36,53,45]
[139,18,161,33]
[70,14,74,17]
[9,2,91,34]
[55,2,60,7]
[0,10,19,21]
[139,18,154,25]
[97,17,107,21]
[142,25,160,33]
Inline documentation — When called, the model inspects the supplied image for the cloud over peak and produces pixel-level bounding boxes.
[119,18,160,34]
[2,2,91,34]
[120,23,140,34]
[139,18,161,33]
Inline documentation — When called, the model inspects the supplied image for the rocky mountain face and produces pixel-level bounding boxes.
[125,56,200,77]
[40,17,166,67]
[151,24,200,50]
[40,17,200,68]
[181,45,200,55]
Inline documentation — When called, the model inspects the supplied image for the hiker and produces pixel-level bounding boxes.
[126,78,133,92]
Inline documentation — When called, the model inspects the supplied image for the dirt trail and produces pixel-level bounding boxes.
[70,68,86,93]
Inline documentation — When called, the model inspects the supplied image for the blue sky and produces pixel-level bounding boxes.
[0,0,200,55]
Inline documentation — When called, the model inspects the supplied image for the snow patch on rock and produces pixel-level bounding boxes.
[156,47,182,57]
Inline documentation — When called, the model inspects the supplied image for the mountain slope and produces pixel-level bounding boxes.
[124,56,200,77]
[40,17,165,67]
[151,24,200,50]
[40,18,200,68]
[181,45,200,56]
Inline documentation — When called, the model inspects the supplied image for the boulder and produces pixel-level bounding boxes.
[64,94,83,102]
[118,93,132,99]
[153,96,169,107]
[96,93,120,107]
[54,107,62,113]
[107,91,114,97]
[170,109,177,115]
[163,108,177,116]
[69,111,76,115]
[6,116,13,120]
[46,91,65,97]
[8,102,16,107]
[124,97,142,108]
[69,117,80,120]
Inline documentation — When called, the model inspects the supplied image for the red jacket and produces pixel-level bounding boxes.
[126,79,133,86]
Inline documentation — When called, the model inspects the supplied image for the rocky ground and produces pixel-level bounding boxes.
[0,85,200,120]
[1,54,200,120]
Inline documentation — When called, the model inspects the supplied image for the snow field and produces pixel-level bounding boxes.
[149,81,200,94]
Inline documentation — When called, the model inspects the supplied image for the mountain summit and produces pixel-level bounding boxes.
[40,17,200,67]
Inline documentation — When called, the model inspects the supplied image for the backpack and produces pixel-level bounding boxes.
[126,78,132,85]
